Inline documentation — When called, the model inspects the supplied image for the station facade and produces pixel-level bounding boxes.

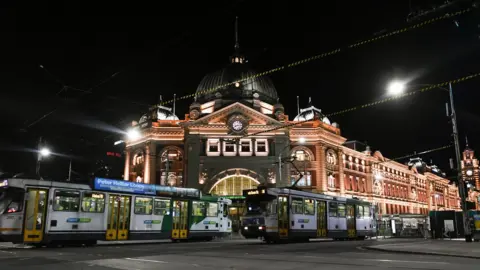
[122,36,477,230]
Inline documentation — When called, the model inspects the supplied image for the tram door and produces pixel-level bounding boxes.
[172,200,188,239]
[106,195,131,241]
[278,196,289,238]
[316,200,327,237]
[346,204,356,238]
[23,189,48,243]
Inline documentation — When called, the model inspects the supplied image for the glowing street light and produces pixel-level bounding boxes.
[386,80,406,96]
[127,129,141,140]
[40,147,51,157]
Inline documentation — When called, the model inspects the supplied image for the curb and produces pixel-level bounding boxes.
[364,246,480,260]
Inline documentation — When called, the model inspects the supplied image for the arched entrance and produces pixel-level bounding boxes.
[209,175,260,196]
[207,168,264,232]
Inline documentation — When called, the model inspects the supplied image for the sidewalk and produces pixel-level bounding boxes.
[365,240,480,259]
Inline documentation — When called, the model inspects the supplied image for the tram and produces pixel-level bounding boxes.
[240,187,375,243]
[0,177,232,246]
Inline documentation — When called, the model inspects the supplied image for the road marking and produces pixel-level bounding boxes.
[0,250,15,254]
[362,259,449,264]
[125,258,168,263]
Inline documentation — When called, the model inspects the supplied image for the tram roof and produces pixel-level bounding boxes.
[1,177,203,200]
[0,178,91,190]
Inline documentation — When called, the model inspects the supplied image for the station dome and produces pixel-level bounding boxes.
[195,64,278,104]
[194,16,278,105]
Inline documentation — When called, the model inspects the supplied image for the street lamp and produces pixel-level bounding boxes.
[386,80,406,96]
[385,80,472,242]
[40,148,51,157]
[127,128,141,140]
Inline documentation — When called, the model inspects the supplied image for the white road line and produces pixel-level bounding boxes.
[0,250,15,254]
[125,258,168,263]
[362,259,449,264]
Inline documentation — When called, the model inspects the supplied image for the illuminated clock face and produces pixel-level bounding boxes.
[232,120,243,131]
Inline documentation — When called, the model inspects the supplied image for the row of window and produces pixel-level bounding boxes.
[53,190,218,216]
[206,139,269,156]
[288,198,371,218]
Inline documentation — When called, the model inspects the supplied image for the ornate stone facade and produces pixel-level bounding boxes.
[122,34,464,216]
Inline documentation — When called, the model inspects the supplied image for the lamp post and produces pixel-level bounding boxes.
[278,137,307,186]
[35,137,51,178]
[386,80,472,242]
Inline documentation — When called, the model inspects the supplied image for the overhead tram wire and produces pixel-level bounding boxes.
[230,71,480,141]
[151,5,476,108]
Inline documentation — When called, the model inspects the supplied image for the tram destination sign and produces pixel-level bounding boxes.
[94,178,156,195]
[243,188,266,196]
[93,178,200,199]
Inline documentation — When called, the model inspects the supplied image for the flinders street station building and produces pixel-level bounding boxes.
[122,40,479,230]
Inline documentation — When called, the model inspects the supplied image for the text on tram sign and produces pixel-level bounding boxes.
[247,189,265,195]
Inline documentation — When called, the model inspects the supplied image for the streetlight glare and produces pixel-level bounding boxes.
[127,129,141,140]
[387,80,406,95]
[40,148,51,157]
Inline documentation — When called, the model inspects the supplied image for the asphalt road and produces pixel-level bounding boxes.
[0,239,478,270]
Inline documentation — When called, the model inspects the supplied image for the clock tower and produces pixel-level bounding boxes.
[461,137,480,209]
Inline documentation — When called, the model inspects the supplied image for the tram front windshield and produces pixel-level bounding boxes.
[245,197,275,216]
[0,188,23,214]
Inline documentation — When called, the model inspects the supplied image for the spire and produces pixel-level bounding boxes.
[230,16,245,64]
[308,97,312,106]
[234,16,240,53]
[466,136,469,147]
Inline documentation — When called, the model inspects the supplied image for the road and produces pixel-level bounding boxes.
[0,239,478,270]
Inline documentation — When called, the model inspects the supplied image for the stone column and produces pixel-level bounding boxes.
[124,149,131,181]
[427,181,432,211]
[144,143,151,184]
[149,142,157,185]
[338,150,345,195]
[315,144,327,192]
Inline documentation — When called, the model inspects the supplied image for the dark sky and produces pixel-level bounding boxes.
[1,0,479,179]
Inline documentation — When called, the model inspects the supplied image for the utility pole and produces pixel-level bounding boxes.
[448,82,472,242]
[35,137,43,178]
[67,159,72,182]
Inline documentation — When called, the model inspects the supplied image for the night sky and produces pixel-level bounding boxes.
[1,1,479,180]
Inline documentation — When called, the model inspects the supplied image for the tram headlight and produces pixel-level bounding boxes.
[244,226,248,230]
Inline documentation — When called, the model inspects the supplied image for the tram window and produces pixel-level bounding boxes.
[2,188,24,214]
[329,202,337,217]
[53,190,80,212]
[134,197,153,215]
[207,203,218,217]
[304,199,315,215]
[356,205,363,218]
[291,197,303,214]
[337,203,346,217]
[363,206,371,217]
[223,203,228,217]
[267,200,277,215]
[192,201,205,216]
[81,192,105,213]
[154,199,170,215]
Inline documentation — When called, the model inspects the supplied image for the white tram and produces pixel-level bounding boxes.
[240,187,376,243]
[0,178,232,246]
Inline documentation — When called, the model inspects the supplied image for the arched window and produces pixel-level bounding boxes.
[290,146,314,161]
[131,151,145,181]
[158,146,184,186]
